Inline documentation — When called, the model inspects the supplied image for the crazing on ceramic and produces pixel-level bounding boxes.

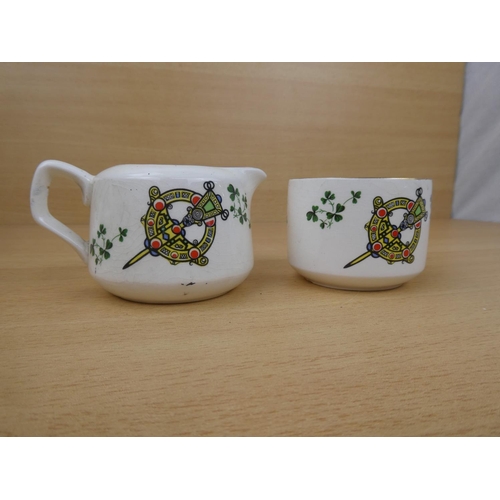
[288,178,432,291]
[30,160,266,303]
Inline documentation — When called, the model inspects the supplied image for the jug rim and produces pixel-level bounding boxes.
[95,164,263,179]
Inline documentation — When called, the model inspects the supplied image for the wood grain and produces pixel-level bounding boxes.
[0,63,464,226]
[1,220,499,436]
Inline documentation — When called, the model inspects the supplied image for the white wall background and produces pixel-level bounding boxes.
[453,63,500,222]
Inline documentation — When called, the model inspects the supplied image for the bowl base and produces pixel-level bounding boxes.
[308,280,403,292]
[292,266,420,292]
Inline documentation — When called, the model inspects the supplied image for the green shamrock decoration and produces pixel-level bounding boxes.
[90,224,128,266]
[306,190,361,229]
[227,184,250,227]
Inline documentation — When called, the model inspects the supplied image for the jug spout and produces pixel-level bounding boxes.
[240,167,267,195]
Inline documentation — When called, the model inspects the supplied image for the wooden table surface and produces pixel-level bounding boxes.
[1,219,499,436]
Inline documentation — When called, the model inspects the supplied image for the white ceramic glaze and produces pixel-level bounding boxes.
[31,160,266,303]
[288,178,432,291]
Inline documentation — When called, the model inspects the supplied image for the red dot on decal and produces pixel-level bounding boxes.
[171,252,178,259]
[371,225,377,232]
[407,201,414,210]
[415,221,421,228]
[189,248,200,259]
[392,230,399,238]
[172,225,181,234]
[403,249,410,258]
[154,199,165,211]
[373,242,382,252]
[205,218,215,227]
[377,208,387,218]
[390,253,395,259]
[151,239,162,250]
[147,219,154,226]
[191,195,201,205]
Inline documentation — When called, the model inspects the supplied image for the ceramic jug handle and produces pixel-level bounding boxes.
[31,160,94,264]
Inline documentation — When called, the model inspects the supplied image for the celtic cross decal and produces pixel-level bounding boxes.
[344,187,429,268]
[123,181,229,269]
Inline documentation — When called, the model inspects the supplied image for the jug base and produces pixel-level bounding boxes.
[95,272,250,304]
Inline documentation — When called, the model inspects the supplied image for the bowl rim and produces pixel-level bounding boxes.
[289,177,432,181]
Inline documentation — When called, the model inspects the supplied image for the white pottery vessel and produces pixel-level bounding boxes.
[31,160,266,303]
[288,178,432,291]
